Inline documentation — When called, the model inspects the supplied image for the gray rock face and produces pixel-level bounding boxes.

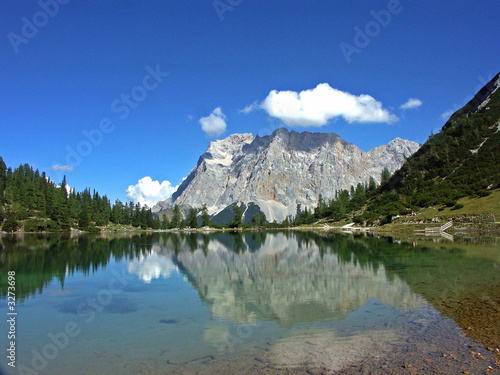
[154,128,420,222]
[472,73,500,112]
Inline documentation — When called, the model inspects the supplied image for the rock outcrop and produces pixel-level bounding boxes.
[154,128,420,222]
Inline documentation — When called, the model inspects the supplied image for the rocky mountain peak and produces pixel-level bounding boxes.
[155,128,420,222]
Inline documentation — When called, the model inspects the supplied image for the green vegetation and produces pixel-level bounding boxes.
[289,74,500,227]
[0,158,161,232]
[377,85,500,208]
[201,204,211,227]
[291,178,381,226]
[230,204,243,228]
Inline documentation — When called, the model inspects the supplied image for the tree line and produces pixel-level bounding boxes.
[0,158,161,232]
[288,173,388,226]
[0,157,266,232]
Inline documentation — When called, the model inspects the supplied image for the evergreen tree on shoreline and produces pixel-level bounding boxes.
[0,157,161,232]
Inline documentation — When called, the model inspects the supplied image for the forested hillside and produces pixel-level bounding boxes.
[382,73,500,202]
[0,159,160,232]
[298,73,500,225]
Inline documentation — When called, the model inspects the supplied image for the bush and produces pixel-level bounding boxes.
[353,216,364,224]
[438,207,445,211]
[24,219,44,232]
[444,200,457,207]
[24,219,57,232]
[452,203,464,210]
[15,208,29,220]
[477,190,491,197]
[45,220,60,231]
[2,218,19,232]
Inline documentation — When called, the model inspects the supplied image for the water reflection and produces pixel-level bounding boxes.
[127,244,178,283]
[1,230,499,368]
[170,233,424,326]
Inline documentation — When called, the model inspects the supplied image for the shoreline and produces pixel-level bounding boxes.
[2,220,500,236]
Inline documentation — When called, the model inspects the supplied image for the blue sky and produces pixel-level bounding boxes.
[1,0,498,206]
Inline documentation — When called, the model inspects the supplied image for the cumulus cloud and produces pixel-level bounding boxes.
[126,177,179,207]
[199,107,227,137]
[400,98,423,110]
[48,164,74,171]
[256,83,398,126]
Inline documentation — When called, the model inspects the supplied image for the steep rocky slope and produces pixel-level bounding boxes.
[154,128,420,222]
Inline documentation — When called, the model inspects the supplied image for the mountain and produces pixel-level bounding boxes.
[154,128,420,223]
[376,72,500,212]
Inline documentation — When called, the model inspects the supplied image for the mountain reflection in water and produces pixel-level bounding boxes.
[165,232,424,326]
[1,231,499,374]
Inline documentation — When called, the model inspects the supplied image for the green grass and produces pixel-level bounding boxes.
[394,188,500,222]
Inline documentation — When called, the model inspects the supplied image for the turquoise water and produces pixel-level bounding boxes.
[0,232,499,374]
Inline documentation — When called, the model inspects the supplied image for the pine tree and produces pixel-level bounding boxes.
[318,194,327,216]
[139,206,148,228]
[295,203,302,223]
[3,216,19,232]
[53,176,71,230]
[78,204,90,229]
[251,213,260,226]
[153,215,161,230]
[171,205,182,228]
[201,204,211,227]
[381,168,391,186]
[132,203,141,227]
[0,157,7,204]
[161,215,170,230]
[260,212,267,225]
[187,207,198,228]
[231,204,243,228]
[34,170,46,212]
[369,176,377,192]
[128,202,135,225]
[111,200,124,224]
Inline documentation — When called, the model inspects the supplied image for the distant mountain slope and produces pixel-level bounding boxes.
[154,129,419,222]
[380,72,500,210]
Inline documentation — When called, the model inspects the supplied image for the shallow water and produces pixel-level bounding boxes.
[0,231,499,374]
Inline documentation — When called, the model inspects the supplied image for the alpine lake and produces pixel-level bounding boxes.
[1,231,499,375]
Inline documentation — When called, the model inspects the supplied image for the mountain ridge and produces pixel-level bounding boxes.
[154,129,420,222]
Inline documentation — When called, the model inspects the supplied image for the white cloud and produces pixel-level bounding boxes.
[238,101,259,114]
[199,107,227,137]
[127,251,178,284]
[126,177,179,207]
[257,83,398,126]
[56,183,71,194]
[400,98,423,110]
[48,164,74,171]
